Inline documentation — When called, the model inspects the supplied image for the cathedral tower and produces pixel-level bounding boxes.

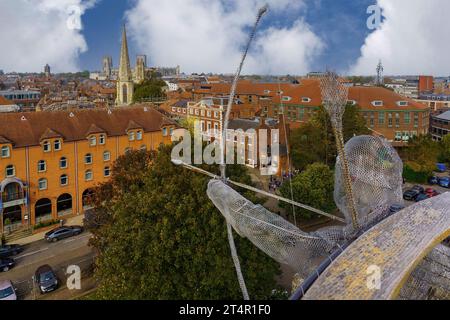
[116,25,134,106]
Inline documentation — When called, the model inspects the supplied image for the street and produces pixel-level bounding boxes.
[0,232,96,300]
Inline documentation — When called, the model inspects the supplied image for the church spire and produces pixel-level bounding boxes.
[119,24,132,82]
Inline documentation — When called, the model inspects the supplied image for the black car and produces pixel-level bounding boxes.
[0,244,23,258]
[403,189,420,201]
[428,176,439,185]
[34,265,58,294]
[0,258,15,272]
[45,226,83,242]
[411,185,425,194]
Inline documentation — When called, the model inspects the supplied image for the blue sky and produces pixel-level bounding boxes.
[79,0,375,73]
[2,0,448,75]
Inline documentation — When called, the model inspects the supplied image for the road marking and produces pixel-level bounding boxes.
[15,248,49,260]
[62,234,91,244]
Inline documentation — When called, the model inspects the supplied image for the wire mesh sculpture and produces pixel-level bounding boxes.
[320,72,360,231]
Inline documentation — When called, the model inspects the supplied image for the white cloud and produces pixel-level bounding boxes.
[125,0,324,75]
[350,0,450,76]
[0,0,97,73]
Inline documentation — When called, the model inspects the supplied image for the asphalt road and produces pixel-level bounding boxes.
[0,232,96,300]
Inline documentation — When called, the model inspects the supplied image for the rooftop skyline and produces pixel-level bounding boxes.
[1,0,449,76]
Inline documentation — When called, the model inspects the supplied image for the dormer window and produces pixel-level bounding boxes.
[136,131,143,141]
[43,141,51,152]
[282,96,292,102]
[54,139,62,151]
[347,100,356,106]
[1,146,10,158]
[397,101,409,107]
[372,101,384,107]
[99,134,106,145]
[162,128,168,136]
[89,136,97,146]
[302,97,311,103]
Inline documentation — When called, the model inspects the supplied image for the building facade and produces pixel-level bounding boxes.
[430,110,450,141]
[0,107,176,233]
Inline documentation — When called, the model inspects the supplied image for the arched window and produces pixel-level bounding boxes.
[85,170,93,181]
[103,151,111,162]
[37,160,46,172]
[104,167,111,177]
[5,165,15,178]
[43,140,51,152]
[60,157,68,169]
[128,131,135,141]
[38,178,47,190]
[99,134,106,145]
[89,136,97,146]
[122,84,128,104]
[54,139,62,151]
[85,153,93,164]
[1,146,10,158]
[60,174,68,186]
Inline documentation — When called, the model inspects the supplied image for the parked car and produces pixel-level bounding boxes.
[403,189,420,201]
[411,185,425,194]
[0,244,23,258]
[0,258,15,272]
[425,188,440,198]
[415,193,429,202]
[389,204,405,214]
[45,226,83,242]
[428,176,439,185]
[0,280,17,300]
[34,265,58,294]
[438,177,450,188]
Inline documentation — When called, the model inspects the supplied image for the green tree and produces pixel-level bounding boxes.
[89,146,280,300]
[290,104,370,170]
[401,135,441,174]
[133,78,167,103]
[279,163,336,220]
[439,134,450,164]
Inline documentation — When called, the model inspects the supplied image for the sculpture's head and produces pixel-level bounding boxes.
[334,135,404,229]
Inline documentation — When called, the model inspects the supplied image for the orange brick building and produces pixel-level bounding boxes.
[0,106,176,233]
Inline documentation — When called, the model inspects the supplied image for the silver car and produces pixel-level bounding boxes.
[0,280,17,301]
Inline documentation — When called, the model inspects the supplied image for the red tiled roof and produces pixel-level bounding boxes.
[0,106,177,148]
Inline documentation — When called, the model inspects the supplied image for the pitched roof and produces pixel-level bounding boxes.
[0,106,177,148]
[85,123,106,136]
[126,120,143,131]
[40,128,64,141]
[436,110,450,121]
[0,135,12,144]
[0,96,15,106]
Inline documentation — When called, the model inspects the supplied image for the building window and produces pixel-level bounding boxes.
[395,113,400,128]
[43,141,51,152]
[104,167,111,177]
[85,153,93,164]
[5,165,15,178]
[388,113,393,127]
[136,131,143,141]
[38,178,47,190]
[404,112,411,125]
[60,175,68,186]
[214,112,218,118]
[128,131,135,141]
[54,139,61,151]
[207,111,211,117]
[60,157,68,169]
[103,151,111,162]
[99,134,106,145]
[162,128,168,136]
[169,128,174,136]
[378,112,385,125]
[38,160,46,172]
[85,170,93,181]
[1,146,10,158]
[89,136,97,146]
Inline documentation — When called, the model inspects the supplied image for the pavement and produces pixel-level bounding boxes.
[0,214,97,300]
[12,214,86,246]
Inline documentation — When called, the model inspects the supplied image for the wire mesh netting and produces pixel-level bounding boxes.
[334,135,404,231]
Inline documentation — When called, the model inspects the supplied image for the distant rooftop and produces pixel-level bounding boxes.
[436,110,450,121]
